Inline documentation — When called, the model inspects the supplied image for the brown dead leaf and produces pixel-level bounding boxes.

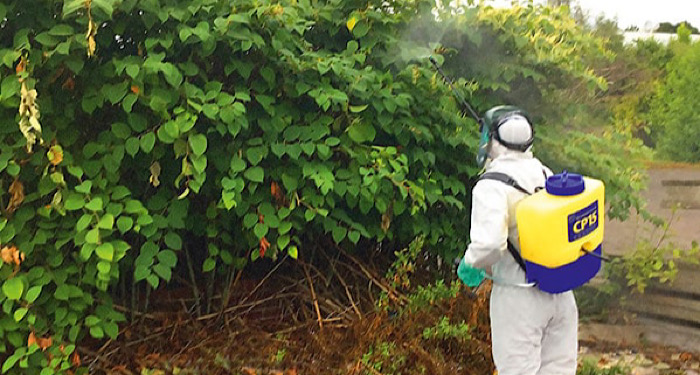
[62,77,75,91]
[38,336,52,350]
[241,367,257,375]
[27,331,37,347]
[7,179,25,213]
[71,351,81,366]
[679,352,693,362]
[260,237,270,257]
[271,181,284,204]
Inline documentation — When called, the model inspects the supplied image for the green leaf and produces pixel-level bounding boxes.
[102,83,127,105]
[243,213,258,228]
[75,180,92,194]
[62,0,83,17]
[111,186,131,200]
[281,173,298,191]
[332,225,347,243]
[86,228,100,244]
[230,157,246,173]
[90,326,104,339]
[2,278,23,300]
[253,223,268,239]
[126,64,140,79]
[279,221,292,235]
[277,235,290,250]
[325,137,341,147]
[96,243,114,261]
[157,250,178,268]
[164,232,182,250]
[35,32,59,47]
[25,285,42,303]
[349,104,368,113]
[202,258,216,272]
[92,0,114,17]
[125,137,140,157]
[244,167,264,183]
[188,134,208,156]
[140,132,156,153]
[85,197,104,211]
[76,214,92,232]
[352,20,369,38]
[246,147,265,165]
[287,245,298,260]
[2,349,23,373]
[80,243,95,260]
[97,214,114,229]
[1,76,20,99]
[13,307,28,322]
[123,94,137,112]
[348,230,361,244]
[64,194,85,210]
[48,24,75,36]
[104,322,119,339]
[54,285,70,300]
[97,260,110,274]
[111,123,132,140]
[153,263,172,282]
[347,122,376,143]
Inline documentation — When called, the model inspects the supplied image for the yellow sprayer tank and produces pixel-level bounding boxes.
[516,171,605,293]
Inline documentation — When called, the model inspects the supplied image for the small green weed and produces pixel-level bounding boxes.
[577,358,629,375]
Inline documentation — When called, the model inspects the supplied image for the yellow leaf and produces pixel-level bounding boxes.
[346,17,357,32]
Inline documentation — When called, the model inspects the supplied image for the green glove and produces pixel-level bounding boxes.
[457,258,485,287]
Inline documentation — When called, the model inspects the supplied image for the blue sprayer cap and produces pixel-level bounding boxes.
[545,170,585,196]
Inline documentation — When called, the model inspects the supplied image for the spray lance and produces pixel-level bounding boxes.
[428,56,491,168]
[428,56,536,291]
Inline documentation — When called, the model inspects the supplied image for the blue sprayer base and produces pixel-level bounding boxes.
[525,245,602,294]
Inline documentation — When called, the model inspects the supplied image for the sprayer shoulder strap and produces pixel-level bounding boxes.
[478,172,532,195]
[477,172,535,273]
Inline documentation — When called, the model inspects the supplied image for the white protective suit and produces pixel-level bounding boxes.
[463,140,579,375]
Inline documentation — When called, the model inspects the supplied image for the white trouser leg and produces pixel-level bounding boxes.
[490,286,578,375]
[538,291,578,375]
[490,286,549,375]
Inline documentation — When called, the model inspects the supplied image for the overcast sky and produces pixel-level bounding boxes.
[487,0,700,30]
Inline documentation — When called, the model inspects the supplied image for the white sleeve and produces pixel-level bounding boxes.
[462,180,509,270]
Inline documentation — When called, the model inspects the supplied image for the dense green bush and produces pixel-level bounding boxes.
[0,0,638,372]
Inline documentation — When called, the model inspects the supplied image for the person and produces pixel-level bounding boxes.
[457,106,578,375]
